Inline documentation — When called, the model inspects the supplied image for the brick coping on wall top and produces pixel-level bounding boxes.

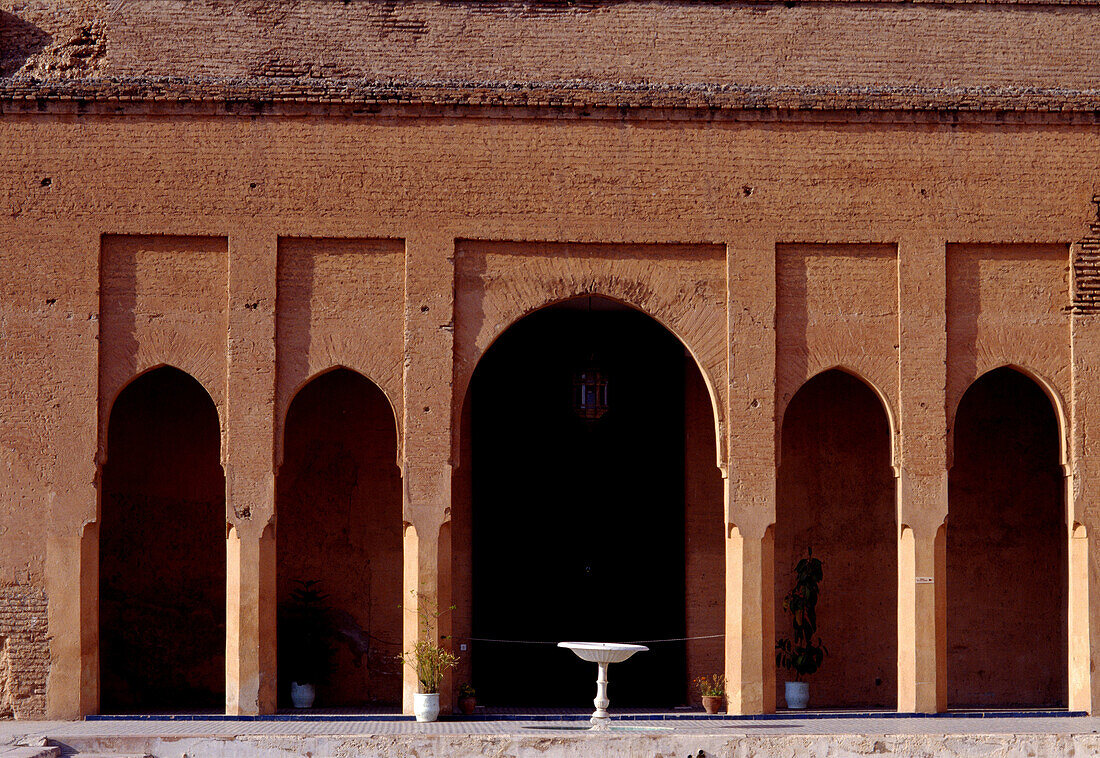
[2,77,1100,119]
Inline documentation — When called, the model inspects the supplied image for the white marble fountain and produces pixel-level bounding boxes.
[558,641,648,729]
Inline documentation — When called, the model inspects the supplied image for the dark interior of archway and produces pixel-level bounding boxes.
[469,300,688,706]
[277,368,402,708]
[775,370,897,709]
[100,366,226,713]
[948,367,1066,708]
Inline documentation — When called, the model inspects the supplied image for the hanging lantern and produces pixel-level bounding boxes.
[573,365,609,420]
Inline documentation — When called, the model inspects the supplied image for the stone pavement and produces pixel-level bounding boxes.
[1,713,1099,757]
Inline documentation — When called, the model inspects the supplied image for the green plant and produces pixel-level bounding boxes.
[458,683,476,699]
[396,591,459,694]
[401,639,459,694]
[693,674,725,698]
[775,548,827,681]
[278,580,336,685]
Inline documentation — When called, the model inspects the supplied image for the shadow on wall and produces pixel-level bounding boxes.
[0,13,50,76]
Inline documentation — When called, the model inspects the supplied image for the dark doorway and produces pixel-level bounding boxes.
[948,367,1066,707]
[99,366,226,713]
[276,368,403,707]
[469,298,689,707]
[775,369,897,709]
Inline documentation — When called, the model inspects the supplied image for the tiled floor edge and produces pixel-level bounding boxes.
[82,709,1086,723]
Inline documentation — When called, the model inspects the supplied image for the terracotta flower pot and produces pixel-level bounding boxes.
[459,695,477,715]
[701,694,724,714]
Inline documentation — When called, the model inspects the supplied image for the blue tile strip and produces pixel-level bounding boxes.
[85,709,1087,723]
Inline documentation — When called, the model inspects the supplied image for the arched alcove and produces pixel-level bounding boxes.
[454,295,723,707]
[99,366,226,713]
[775,369,897,709]
[948,366,1066,707]
[276,368,402,708]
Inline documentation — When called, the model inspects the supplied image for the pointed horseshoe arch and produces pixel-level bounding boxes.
[276,367,403,707]
[946,363,1069,473]
[276,364,402,471]
[775,368,898,709]
[947,366,1066,708]
[99,362,225,467]
[777,365,899,471]
[99,365,226,713]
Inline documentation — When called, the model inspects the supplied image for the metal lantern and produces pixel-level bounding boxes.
[573,365,609,420]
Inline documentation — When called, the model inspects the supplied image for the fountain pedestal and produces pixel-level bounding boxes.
[557,642,648,729]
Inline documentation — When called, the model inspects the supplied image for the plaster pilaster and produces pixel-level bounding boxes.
[725,236,777,714]
[1071,305,1100,714]
[224,229,278,716]
[45,230,104,719]
[896,234,949,713]
[401,231,457,714]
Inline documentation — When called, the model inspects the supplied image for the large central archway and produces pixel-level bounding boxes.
[456,296,722,708]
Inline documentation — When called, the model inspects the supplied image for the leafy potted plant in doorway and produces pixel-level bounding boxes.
[279,580,336,708]
[457,682,477,715]
[693,674,725,714]
[397,591,459,722]
[775,548,827,710]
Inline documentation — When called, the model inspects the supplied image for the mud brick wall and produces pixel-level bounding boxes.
[0,584,47,718]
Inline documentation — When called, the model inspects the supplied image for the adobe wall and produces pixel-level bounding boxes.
[0,324,49,719]
[0,97,1096,715]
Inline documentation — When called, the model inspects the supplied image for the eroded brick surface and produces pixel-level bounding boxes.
[0,585,47,719]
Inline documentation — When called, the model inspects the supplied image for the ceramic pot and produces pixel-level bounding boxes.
[290,681,315,709]
[414,692,441,722]
[701,694,724,715]
[459,695,477,715]
[785,681,809,710]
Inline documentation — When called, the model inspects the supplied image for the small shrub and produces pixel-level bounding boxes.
[775,548,827,680]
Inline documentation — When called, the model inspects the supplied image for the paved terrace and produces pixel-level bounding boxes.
[2,711,1100,757]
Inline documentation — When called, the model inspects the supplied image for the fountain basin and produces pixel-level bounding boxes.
[558,642,648,663]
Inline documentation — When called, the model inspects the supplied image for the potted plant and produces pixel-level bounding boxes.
[776,548,827,709]
[457,683,477,715]
[278,580,336,708]
[397,591,459,722]
[693,674,725,714]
